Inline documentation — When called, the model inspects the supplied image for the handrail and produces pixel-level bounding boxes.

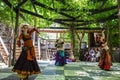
[0,36,9,56]
[0,51,6,63]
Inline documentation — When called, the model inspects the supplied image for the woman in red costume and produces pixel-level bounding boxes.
[12,24,41,80]
[98,30,112,71]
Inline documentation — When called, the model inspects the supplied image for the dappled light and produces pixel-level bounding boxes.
[0,61,120,80]
[0,0,120,80]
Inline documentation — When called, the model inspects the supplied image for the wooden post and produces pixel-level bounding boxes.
[45,39,49,60]
[12,8,20,65]
[70,26,75,54]
[38,37,41,60]
[33,16,36,46]
[88,32,90,49]
[75,31,85,53]
[117,0,120,62]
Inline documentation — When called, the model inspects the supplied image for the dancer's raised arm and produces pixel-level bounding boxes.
[29,28,40,35]
[102,30,105,40]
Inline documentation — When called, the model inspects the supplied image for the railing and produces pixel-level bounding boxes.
[0,51,4,62]
[38,37,41,60]
[0,36,9,55]
[0,36,9,65]
[38,37,51,60]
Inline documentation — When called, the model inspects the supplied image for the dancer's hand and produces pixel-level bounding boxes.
[34,28,40,34]
[102,30,105,33]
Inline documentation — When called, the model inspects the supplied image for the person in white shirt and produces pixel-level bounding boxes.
[96,48,101,62]
[89,48,96,62]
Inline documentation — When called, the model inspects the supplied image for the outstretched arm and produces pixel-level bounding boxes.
[29,28,40,35]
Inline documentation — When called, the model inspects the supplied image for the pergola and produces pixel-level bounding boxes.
[1,0,120,64]
[2,0,117,26]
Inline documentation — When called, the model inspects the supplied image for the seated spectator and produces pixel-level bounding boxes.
[96,48,101,62]
[84,51,90,61]
[89,48,96,62]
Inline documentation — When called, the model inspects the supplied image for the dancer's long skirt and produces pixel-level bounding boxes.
[12,50,41,78]
[55,50,67,66]
[99,51,112,70]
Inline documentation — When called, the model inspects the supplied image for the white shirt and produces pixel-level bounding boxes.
[96,51,100,58]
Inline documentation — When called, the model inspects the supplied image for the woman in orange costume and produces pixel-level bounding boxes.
[98,30,112,71]
[12,24,41,80]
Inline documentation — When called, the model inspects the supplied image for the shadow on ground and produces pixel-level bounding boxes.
[0,74,38,80]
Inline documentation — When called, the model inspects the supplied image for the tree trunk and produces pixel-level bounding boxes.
[107,25,114,61]
[89,32,95,47]
[12,8,20,66]
[75,31,80,53]
[75,31,84,53]
[70,26,75,54]
[117,0,120,62]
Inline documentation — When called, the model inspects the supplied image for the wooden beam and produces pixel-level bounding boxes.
[100,0,107,8]
[2,0,71,26]
[91,6,117,15]
[2,0,70,26]
[39,29,67,33]
[2,0,12,8]
[75,27,105,30]
[2,0,28,22]
[97,11,118,22]
[76,6,117,18]
[34,1,76,19]
[56,0,117,17]
[38,27,105,30]
[19,13,29,23]
[2,0,118,27]
[55,0,66,5]
[54,18,89,22]
[75,11,118,26]
[16,0,28,7]
[30,0,37,13]
[20,8,71,26]
[53,6,117,23]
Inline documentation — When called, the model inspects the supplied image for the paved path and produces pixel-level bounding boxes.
[0,61,120,80]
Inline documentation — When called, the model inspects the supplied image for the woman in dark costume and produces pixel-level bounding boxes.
[55,39,67,66]
[98,30,112,70]
[12,24,41,80]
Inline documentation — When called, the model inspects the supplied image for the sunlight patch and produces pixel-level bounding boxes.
[75,71,89,76]
[109,71,120,75]
[87,70,102,73]
[92,76,101,80]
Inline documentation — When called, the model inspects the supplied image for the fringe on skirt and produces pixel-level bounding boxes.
[12,50,41,78]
